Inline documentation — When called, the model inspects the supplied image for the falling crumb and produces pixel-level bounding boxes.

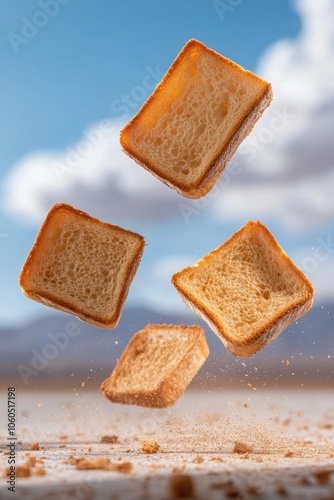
[169,474,194,498]
[140,440,160,454]
[30,442,40,451]
[243,403,249,408]
[192,455,204,464]
[233,441,253,454]
[285,360,290,366]
[81,382,85,387]
[37,403,43,408]
[101,435,119,444]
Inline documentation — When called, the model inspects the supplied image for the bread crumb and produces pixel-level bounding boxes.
[140,440,160,454]
[30,442,40,451]
[192,455,204,464]
[76,457,111,470]
[169,474,194,498]
[313,470,332,485]
[243,403,249,408]
[26,456,37,467]
[233,441,253,454]
[101,435,119,444]
[59,434,68,440]
[110,461,133,474]
[4,464,31,478]
[34,467,46,476]
[284,451,294,458]
[75,457,133,473]
[209,456,224,462]
[276,485,288,496]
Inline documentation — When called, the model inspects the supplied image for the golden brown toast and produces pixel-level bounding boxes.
[121,39,272,198]
[100,324,209,408]
[19,203,145,329]
[172,221,314,356]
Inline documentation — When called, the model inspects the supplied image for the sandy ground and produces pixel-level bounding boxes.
[0,387,334,499]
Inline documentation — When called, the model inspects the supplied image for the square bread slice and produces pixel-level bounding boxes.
[172,221,314,357]
[100,324,209,408]
[19,203,145,329]
[120,38,272,199]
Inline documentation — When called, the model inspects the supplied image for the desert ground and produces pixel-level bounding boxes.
[1,387,334,499]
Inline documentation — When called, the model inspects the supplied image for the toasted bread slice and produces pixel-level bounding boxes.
[19,203,145,329]
[100,324,209,408]
[172,221,314,357]
[121,39,272,199]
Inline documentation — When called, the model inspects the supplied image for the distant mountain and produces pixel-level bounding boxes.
[0,303,333,388]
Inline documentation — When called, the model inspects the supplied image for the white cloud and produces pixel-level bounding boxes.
[137,255,194,315]
[1,119,183,226]
[209,0,334,232]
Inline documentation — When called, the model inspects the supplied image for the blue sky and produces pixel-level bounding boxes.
[1,0,333,327]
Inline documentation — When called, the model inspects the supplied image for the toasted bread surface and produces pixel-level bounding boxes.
[121,39,272,198]
[19,203,145,329]
[172,221,314,357]
[100,324,209,408]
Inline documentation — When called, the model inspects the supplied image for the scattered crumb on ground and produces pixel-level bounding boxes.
[192,455,204,464]
[233,441,253,454]
[76,457,111,470]
[30,442,40,451]
[4,464,31,478]
[169,473,194,498]
[75,457,133,473]
[140,440,160,454]
[313,470,332,485]
[101,435,119,444]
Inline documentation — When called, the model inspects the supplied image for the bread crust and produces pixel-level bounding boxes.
[19,203,145,329]
[172,221,314,357]
[100,324,209,408]
[120,39,273,199]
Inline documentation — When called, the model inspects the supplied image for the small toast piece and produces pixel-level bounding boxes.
[19,203,145,329]
[121,39,272,198]
[100,324,209,408]
[172,221,314,357]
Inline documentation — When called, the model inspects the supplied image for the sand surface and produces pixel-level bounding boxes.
[1,388,334,499]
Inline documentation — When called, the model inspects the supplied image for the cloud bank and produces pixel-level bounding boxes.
[2,0,334,233]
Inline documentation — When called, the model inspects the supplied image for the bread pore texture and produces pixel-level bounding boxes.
[172,221,314,357]
[100,324,209,408]
[120,39,272,198]
[19,203,145,329]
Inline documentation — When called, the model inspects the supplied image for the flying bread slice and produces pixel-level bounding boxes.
[19,203,145,329]
[120,39,272,198]
[100,324,209,408]
[172,221,314,357]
